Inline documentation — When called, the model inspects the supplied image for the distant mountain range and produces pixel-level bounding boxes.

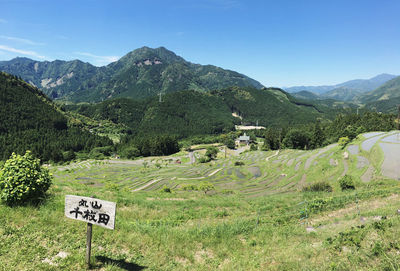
[288,74,398,103]
[0,47,264,102]
[285,74,397,95]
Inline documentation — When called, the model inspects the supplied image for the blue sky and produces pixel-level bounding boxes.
[1,0,399,87]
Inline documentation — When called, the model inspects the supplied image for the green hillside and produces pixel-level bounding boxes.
[357,76,400,104]
[66,86,342,139]
[291,90,320,100]
[0,47,264,102]
[364,97,400,114]
[0,72,113,162]
[322,86,361,101]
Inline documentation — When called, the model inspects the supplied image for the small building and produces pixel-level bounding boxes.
[235,133,250,147]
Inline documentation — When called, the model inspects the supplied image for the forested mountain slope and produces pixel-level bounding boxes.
[0,47,264,102]
[0,72,112,162]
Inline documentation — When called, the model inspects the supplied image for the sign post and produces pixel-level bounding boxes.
[86,222,92,268]
[65,195,116,269]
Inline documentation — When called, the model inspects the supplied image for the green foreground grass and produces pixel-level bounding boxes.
[2,177,400,270]
[2,137,400,270]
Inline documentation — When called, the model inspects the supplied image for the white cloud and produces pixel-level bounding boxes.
[0,35,45,46]
[0,44,46,59]
[74,52,119,65]
[0,18,7,23]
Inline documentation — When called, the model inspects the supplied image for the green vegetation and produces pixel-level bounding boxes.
[0,151,52,205]
[302,181,333,192]
[1,135,400,270]
[339,175,356,191]
[338,136,351,148]
[0,47,264,102]
[118,135,180,158]
[205,146,219,160]
[0,72,113,162]
[358,75,400,104]
[263,112,396,151]
[66,86,342,142]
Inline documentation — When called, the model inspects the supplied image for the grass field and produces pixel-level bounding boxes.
[2,132,400,270]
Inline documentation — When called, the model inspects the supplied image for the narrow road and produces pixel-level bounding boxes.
[209,168,223,176]
[266,150,280,161]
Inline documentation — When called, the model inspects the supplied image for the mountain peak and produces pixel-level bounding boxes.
[118,46,184,66]
[369,73,397,83]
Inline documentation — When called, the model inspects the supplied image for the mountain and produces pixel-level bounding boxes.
[321,87,361,101]
[0,47,264,102]
[285,74,397,99]
[364,96,400,114]
[0,72,112,162]
[357,76,400,104]
[291,90,320,100]
[65,86,347,138]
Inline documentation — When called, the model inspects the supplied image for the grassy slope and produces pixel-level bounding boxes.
[1,133,400,270]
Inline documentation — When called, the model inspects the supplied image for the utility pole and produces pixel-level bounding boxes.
[158,91,163,103]
[397,105,400,141]
[398,105,400,131]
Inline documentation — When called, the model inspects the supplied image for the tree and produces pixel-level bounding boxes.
[310,120,325,148]
[263,128,281,150]
[282,129,311,150]
[0,151,53,205]
[205,146,219,159]
[199,181,215,194]
[338,136,350,148]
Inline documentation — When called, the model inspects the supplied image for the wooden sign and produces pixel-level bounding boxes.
[65,195,116,230]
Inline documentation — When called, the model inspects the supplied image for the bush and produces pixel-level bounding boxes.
[180,184,198,191]
[198,156,211,163]
[234,161,245,166]
[199,181,215,194]
[338,136,350,148]
[120,146,140,159]
[63,150,76,161]
[0,151,53,205]
[302,181,333,192]
[161,185,171,193]
[339,175,355,190]
[205,146,219,159]
[250,144,258,151]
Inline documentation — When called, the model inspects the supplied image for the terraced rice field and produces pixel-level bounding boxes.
[54,131,400,196]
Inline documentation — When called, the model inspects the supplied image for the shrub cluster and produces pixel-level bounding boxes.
[302,181,333,192]
[0,151,53,205]
[339,175,355,190]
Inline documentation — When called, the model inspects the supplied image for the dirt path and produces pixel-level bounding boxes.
[132,179,162,191]
[208,168,223,176]
[341,159,348,177]
[266,150,279,161]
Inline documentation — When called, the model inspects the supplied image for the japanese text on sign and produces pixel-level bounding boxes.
[65,195,116,230]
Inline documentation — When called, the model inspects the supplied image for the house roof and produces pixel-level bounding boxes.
[239,135,250,141]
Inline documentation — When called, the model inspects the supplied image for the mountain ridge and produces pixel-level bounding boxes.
[285,73,397,96]
[0,46,264,102]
